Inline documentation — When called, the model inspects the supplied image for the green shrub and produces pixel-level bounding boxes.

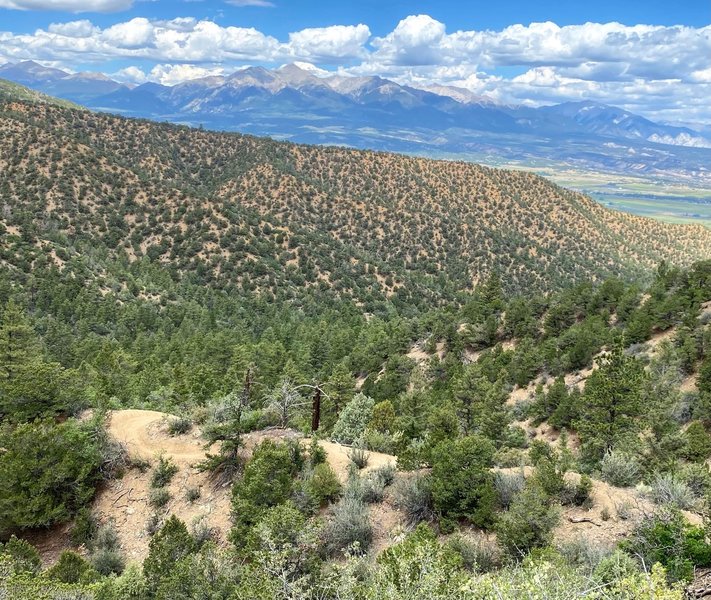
[46,551,96,584]
[230,440,301,546]
[495,484,560,558]
[622,508,711,582]
[305,463,341,507]
[149,488,171,509]
[679,463,711,498]
[150,456,178,489]
[593,549,639,584]
[143,516,196,593]
[684,421,711,462]
[248,501,308,553]
[331,393,375,445]
[308,438,327,467]
[70,507,97,546]
[430,436,497,529]
[107,562,149,600]
[369,400,397,433]
[153,543,240,600]
[0,535,41,576]
[375,524,469,597]
[0,419,102,532]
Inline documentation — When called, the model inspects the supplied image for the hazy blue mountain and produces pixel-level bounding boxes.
[2,60,710,182]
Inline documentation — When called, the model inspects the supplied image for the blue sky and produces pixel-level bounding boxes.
[0,0,710,123]
[1,0,708,35]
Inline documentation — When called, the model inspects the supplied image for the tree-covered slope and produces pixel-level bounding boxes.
[1,91,711,315]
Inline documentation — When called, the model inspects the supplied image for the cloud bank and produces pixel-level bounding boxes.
[0,13,709,123]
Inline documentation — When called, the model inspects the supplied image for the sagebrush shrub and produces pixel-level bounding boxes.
[321,497,372,556]
[648,474,697,510]
[600,450,641,487]
[494,470,526,510]
[393,474,434,526]
[348,446,370,469]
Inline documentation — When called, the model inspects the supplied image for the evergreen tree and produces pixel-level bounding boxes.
[430,435,496,530]
[143,516,196,594]
[576,347,645,464]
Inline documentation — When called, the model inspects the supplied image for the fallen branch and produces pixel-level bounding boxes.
[112,489,131,506]
[568,516,601,527]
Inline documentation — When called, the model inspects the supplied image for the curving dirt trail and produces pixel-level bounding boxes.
[107,409,208,464]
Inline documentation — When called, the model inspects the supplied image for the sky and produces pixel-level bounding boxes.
[0,0,710,124]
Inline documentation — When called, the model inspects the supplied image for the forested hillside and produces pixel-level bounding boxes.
[3,85,711,599]
[1,87,711,314]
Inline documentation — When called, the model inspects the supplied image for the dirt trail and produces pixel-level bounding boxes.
[107,409,208,464]
[93,410,399,561]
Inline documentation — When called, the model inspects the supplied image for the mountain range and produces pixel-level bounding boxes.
[2,60,710,184]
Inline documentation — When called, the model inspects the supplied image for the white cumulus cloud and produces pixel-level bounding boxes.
[287,24,370,61]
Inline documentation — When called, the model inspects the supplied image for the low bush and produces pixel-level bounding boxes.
[371,463,397,487]
[151,455,178,488]
[361,473,386,504]
[190,516,216,548]
[445,534,500,573]
[593,549,640,585]
[560,475,593,507]
[393,473,434,526]
[149,488,171,508]
[88,521,125,576]
[648,474,697,511]
[91,547,125,576]
[348,446,370,469]
[321,497,372,556]
[166,416,192,436]
[558,536,611,575]
[185,487,201,503]
[494,470,526,510]
[600,449,641,487]
[305,462,342,507]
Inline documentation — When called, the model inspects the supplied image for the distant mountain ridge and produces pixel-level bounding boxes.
[1,60,711,182]
[2,84,711,310]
